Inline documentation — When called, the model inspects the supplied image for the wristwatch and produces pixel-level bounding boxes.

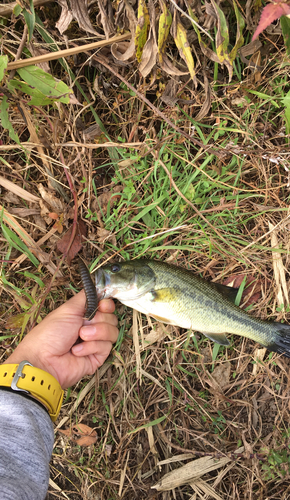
[0,361,64,422]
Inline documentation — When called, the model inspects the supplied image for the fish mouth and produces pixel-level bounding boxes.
[95,268,108,295]
[94,268,117,299]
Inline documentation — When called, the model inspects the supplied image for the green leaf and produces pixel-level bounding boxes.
[23,271,45,288]
[8,79,60,106]
[135,0,150,62]
[0,219,39,267]
[16,66,72,103]
[246,89,279,107]
[13,4,22,16]
[281,16,290,55]
[282,90,290,134]
[22,0,35,42]
[0,96,20,144]
[229,1,245,62]
[0,55,8,82]
[128,413,168,434]
[212,342,221,362]
[158,0,172,63]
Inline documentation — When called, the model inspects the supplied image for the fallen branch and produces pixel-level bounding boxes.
[6,34,131,70]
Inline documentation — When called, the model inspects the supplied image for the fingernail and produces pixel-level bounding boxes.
[72,343,83,353]
[81,326,96,339]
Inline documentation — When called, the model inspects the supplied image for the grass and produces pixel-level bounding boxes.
[1,3,290,498]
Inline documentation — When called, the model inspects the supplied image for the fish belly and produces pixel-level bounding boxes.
[118,289,276,348]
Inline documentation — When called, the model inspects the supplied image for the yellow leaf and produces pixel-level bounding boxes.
[172,12,196,83]
[158,0,172,63]
[135,0,150,63]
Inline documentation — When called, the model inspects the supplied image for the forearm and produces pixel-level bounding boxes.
[0,389,54,500]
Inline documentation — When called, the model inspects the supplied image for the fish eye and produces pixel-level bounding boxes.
[111,264,121,273]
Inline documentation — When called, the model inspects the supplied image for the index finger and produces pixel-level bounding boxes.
[98,299,115,314]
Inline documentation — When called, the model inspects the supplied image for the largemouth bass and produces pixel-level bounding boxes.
[92,259,290,357]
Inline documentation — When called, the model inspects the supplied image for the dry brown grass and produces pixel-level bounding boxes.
[1,2,290,499]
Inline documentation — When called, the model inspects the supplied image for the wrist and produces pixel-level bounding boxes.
[0,361,64,422]
[3,349,60,386]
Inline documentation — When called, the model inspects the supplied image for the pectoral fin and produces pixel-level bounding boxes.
[202,332,230,346]
[150,288,178,302]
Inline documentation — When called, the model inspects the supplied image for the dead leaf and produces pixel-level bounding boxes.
[95,185,123,213]
[9,208,40,217]
[56,219,87,264]
[160,53,189,77]
[3,192,22,205]
[211,361,231,389]
[190,478,225,500]
[39,199,51,225]
[195,72,212,121]
[0,176,39,203]
[139,0,158,77]
[96,227,117,246]
[97,0,114,39]
[28,42,51,73]
[56,0,98,35]
[55,0,74,34]
[38,183,65,213]
[111,0,136,62]
[59,423,97,446]
[82,123,103,142]
[152,454,232,491]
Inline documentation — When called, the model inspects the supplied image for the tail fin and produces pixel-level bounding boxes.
[268,323,290,358]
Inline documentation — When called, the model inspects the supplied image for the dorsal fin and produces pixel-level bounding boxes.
[209,282,239,304]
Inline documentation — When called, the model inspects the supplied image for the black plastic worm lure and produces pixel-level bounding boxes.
[78,258,98,320]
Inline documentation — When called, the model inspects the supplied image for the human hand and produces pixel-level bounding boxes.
[3,291,119,388]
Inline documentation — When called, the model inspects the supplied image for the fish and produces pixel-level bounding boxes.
[93,259,290,358]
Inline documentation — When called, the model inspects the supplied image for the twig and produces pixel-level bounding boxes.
[6,34,131,70]
[8,25,28,81]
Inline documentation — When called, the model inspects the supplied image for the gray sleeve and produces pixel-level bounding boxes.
[0,389,54,500]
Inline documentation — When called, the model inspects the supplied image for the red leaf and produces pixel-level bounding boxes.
[252,2,290,40]
[56,219,87,264]
[48,212,59,220]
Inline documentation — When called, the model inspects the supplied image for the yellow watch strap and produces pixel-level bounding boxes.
[0,361,64,422]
